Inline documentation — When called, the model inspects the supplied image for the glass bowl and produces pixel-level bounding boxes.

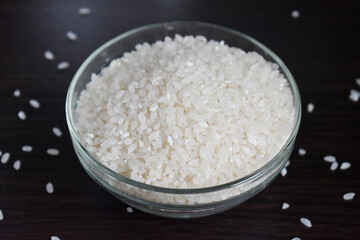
[65,21,301,218]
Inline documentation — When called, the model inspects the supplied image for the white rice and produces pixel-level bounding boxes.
[66,31,78,41]
[281,167,288,177]
[52,127,63,137]
[323,155,336,163]
[330,161,338,171]
[291,238,301,240]
[22,145,33,152]
[340,162,351,170]
[298,148,306,156]
[282,202,290,210]
[0,150,2,156]
[126,207,133,213]
[13,160,21,171]
[44,50,55,61]
[356,78,360,87]
[291,10,300,19]
[349,89,360,102]
[78,7,91,16]
[46,182,54,194]
[76,35,294,190]
[57,61,70,70]
[0,209,3,220]
[300,217,312,228]
[13,89,21,97]
[18,110,26,120]
[47,148,60,156]
[51,236,60,240]
[343,192,355,201]
[29,99,41,109]
[1,152,10,164]
[307,103,314,113]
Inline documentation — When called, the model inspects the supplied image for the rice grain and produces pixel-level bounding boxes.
[298,148,306,156]
[18,110,26,120]
[330,161,338,171]
[291,10,300,18]
[343,192,355,200]
[47,148,59,156]
[0,209,3,220]
[29,99,41,109]
[307,103,314,113]
[300,217,312,228]
[22,145,33,152]
[52,127,63,137]
[13,160,21,171]
[46,182,54,194]
[340,162,351,170]
[282,202,290,210]
[66,31,78,41]
[44,50,55,61]
[57,61,70,70]
[323,155,336,163]
[78,7,91,16]
[13,89,21,97]
[1,152,10,164]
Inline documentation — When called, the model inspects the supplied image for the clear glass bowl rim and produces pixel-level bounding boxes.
[65,21,301,195]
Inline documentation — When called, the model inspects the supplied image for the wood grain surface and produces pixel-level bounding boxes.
[0,0,359,239]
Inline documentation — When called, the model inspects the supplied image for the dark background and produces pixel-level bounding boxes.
[0,0,359,239]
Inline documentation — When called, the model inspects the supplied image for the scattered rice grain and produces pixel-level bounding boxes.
[349,89,360,102]
[356,78,360,87]
[343,192,355,201]
[291,238,301,240]
[52,127,63,137]
[47,148,59,156]
[18,110,26,120]
[281,168,287,177]
[126,207,133,213]
[298,148,306,156]
[78,7,91,16]
[29,99,41,109]
[44,50,55,61]
[13,89,21,97]
[46,182,54,194]
[1,152,10,164]
[57,61,70,70]
[51,236,60,240]
[323,155,336,163]
[330,161,338,171]
[307,103,314,113]
[0,209,3,220]
[291,10,300,19]
[22,145,33,152]
[282,202,290,210]
[13,160,21,171]
[300,217,312,228]
[66,31,78,41]
[340,162,351,170]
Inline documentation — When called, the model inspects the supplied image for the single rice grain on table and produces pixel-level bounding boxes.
[78,7,91,16]
[52,127,63,137]
[29,99,41,109]
[13,89,21,97]
[44,50,55,61]
[1,152,10,164]
[300,217,312,228]
[75,35,295,200]
[343,192,355,200]
[13,160,21,171]
[18,110,26,120]
[57,61,70,70]
[22,145,33,152]
[340,162,351,170]
[47,148,59,156]
[324,155,336,163]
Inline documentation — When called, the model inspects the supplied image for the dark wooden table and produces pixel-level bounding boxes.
[0,1,359,239]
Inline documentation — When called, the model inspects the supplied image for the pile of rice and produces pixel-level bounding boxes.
[76,35,294,189]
